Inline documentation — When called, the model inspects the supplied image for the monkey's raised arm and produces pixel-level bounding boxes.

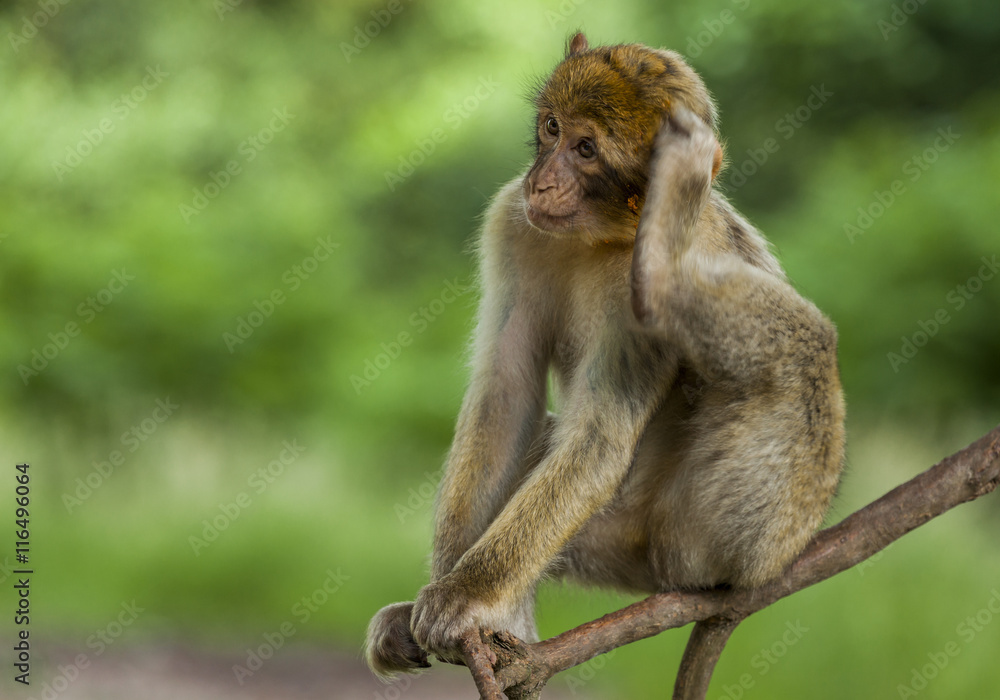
[632,109,842,402]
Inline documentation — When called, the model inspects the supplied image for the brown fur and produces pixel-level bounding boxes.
[365,34,845,678]
[523,37,720,244]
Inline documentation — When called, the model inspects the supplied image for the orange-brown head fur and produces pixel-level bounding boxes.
[523,33,722,244]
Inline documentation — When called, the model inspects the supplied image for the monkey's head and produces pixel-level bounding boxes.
[523,33,723,243]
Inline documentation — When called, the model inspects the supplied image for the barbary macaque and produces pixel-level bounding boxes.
[366,32,845,676]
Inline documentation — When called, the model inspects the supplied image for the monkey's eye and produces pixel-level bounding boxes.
[545,116,559,136]
[577,139,596,159]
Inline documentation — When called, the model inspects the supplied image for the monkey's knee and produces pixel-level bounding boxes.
[364,602,430,679]
[724,514,830,590]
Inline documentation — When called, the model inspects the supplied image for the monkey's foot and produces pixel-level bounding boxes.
[364,601,431,679]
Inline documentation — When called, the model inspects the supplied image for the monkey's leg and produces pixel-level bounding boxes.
[642,384,845,588]
[462,413,560,646]
[560,378,842,590]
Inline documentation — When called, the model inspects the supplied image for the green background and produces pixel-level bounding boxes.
[1,0,999,697]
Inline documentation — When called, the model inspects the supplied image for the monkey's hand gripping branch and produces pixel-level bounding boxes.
[455,424,1000,700]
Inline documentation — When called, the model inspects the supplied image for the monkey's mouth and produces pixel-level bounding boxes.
[525,203,576,232]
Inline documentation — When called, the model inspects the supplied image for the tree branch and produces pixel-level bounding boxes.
[458,423,1000,698]
[672,618,740,699]
[460,628,504,700]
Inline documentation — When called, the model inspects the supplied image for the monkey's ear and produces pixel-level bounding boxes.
[711,142,725,181]
[567,32,589,56]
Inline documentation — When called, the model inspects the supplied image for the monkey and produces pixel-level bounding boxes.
[365,32,845,677]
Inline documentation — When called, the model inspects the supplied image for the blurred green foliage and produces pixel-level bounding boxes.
[1,0,998,697]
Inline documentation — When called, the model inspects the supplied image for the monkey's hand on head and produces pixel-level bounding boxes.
[632,106,719,301]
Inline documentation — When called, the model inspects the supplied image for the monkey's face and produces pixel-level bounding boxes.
[523,36,719,245]
[523,111,612,236]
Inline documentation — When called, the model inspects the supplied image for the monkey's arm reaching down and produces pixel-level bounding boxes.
[366,189,551,676]
[411,309,678,661]
[429,196,553,583]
